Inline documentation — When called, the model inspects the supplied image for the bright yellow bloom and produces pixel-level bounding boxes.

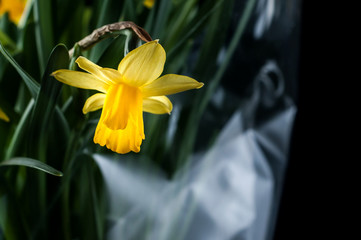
[0,0,27,24]
[143,0,155,9]
[52,40,203,154]
[0,107,9,122]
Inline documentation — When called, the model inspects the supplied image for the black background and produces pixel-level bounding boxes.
[273,1,343,239]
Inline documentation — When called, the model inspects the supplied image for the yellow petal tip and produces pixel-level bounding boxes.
[2,117,10,122]
[197,82,204,89]
[51,70,62,77]
[75,56,85,64]
[0,109,10,122]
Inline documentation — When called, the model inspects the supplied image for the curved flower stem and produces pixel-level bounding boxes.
[68,21,152,57]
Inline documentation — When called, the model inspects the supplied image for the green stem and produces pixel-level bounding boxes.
[61,131,79,240]
[87,160,103,240]
[61,117,88,240]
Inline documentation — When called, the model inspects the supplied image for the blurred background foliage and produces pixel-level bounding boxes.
[0,0,300,239]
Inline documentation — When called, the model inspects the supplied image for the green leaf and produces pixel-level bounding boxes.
[85,155,103,240]
[28,44,69,159]
[200,0,257,110]
[20,21,42,82]
[121,0,136,21]
[94,0,123,28]
[96,31,129,69]
[5,99,35,160]
[162,0,197,48]
[0,174,31,240]
[0,29,17,53]
[34,0,55,72]
[0,157,63,177]
[89,0,124,62]
[151,0,172,39]
[0,42,40,98]
[0,51,9,80]
[55,0,83,40]
[0,12,18,43]
[176,0,257,166]
[192,0,234,80]
[166,0,224,58]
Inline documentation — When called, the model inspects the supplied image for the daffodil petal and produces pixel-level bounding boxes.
[118,40,166,87]
[102,68,123,83]
[0,0,27,24]
[143,96,173,114]
[143,0,155,9]
[141,74,204,97]
[0,107,10,122]
[52,70,109,93]
[82,93,106,114]
[94,120,143,154]
[101,84,142,130]
[94,88,145,154]
[76,56,121,84]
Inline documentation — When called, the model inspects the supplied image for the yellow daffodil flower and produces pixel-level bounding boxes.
[143,0,155,9]
[52,40,203,154]
[0,0,27,24]
[0,107,9,122]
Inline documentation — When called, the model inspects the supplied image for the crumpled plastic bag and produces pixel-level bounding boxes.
[94,59,296,240]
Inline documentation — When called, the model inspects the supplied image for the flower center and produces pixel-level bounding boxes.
[102,83,142,130]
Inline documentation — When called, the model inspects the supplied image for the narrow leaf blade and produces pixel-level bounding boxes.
[0,157,63,176]
[0,42,40,98]
[28,44,69,158]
